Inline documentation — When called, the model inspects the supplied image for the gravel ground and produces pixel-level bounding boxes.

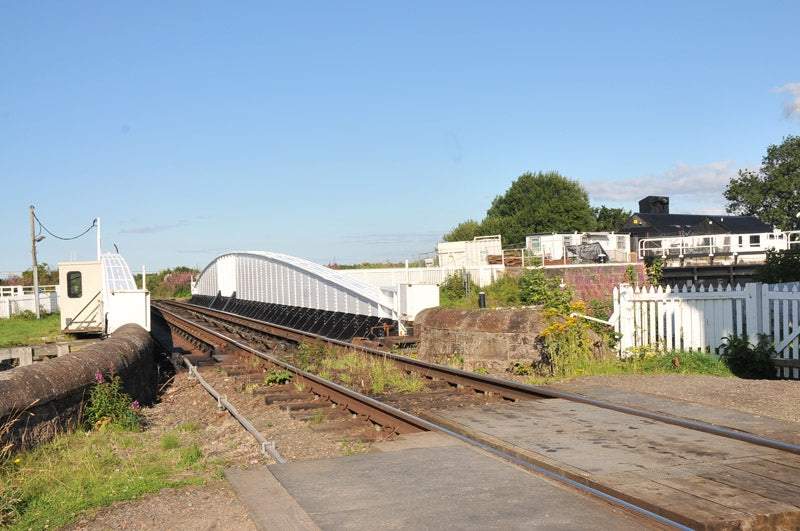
[64,369,799,530]
[550,373,800,423]
[64,364,347,531]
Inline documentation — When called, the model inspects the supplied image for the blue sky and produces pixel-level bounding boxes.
[2,1,799,276]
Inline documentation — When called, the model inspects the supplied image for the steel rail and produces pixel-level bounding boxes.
[365,344,800,456]
[153,303,690,529]
[155,305,429,435]
[157,300,800,456]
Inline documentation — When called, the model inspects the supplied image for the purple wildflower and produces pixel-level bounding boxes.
[131,400,140,411]
[94,370,105,384]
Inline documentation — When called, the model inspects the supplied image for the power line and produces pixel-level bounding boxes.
[32,210,96,241]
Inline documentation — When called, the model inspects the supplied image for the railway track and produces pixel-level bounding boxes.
[151,299,800,529]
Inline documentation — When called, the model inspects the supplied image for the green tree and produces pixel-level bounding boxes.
[20,263,58,286]
[592,205,632,232]
[484,171,595,246]
[443,219,482,242]
[724,135,800,230]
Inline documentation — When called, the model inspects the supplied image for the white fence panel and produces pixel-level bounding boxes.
[763,283,800,379]
[614,282,800,379]
[338,265,505,288]
[0,292,59,318]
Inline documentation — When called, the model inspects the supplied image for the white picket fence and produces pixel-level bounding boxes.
[612,282,800,379]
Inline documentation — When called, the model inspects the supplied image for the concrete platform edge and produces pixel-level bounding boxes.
[225,466,320,531]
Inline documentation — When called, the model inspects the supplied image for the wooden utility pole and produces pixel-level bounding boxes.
[30,205,41,319]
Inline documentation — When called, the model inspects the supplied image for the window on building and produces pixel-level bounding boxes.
[67,271,82,298]
[749,235,761,247]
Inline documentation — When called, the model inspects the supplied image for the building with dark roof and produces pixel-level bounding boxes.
[619,196,773,248]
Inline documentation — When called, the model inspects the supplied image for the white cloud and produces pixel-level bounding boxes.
[121,223,184,234]
[585,161,737,214]
[773,82,800,119]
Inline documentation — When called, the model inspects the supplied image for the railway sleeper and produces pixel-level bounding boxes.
[263,390,305,405]
[283,401,330,412]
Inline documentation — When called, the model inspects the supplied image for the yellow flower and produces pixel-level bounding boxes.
[570,301,586,313]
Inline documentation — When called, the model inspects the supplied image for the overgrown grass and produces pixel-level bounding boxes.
[0,424,222,530]
[1,412,23,526]
[522,349,734,385]
[296,341,428,395]
[368,358,427,394]
[0,311,68,348]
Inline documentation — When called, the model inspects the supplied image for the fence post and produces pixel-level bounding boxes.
[744,282,763,346]
[615,284,636,355]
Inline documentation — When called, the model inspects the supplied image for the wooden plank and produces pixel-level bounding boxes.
[613,479,750,529]
[727,458,800,488]
[697,465,800,507]
[657,473,799,516]
[773,358,800,368]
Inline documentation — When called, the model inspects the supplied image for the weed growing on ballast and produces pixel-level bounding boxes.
[264,369,293,385]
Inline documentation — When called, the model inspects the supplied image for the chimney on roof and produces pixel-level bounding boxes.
[639,196,669,214]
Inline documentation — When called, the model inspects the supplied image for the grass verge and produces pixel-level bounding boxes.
[0,424,223,529]
[0,311,68,348]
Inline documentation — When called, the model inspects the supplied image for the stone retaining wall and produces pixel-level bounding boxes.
[0,324,156,451]
[414,307,548,373]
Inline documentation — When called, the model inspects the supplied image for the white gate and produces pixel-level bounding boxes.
[613,282,800,379]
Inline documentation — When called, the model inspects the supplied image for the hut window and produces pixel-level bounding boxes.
[67,271,82,298]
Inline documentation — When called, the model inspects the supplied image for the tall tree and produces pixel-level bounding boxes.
[21,263,58,285]
[443,219,482,242]
[725,135,800,230]
[484,171,595,246]
[592,205,632,232]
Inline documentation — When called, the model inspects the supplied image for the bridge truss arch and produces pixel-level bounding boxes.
[190,251,397,339]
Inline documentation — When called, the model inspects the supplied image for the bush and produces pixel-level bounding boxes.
[643,256,664,286]
[519,268,573,314]
[439,272,479,307]
[716,334,776,379]
[755,248,800,283]
[537,304,594,378]
[482,272,520,306]
[84,369,142,431]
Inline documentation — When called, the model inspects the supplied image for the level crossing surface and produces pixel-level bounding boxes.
[226,432,661,530]
[225,386,800,529]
